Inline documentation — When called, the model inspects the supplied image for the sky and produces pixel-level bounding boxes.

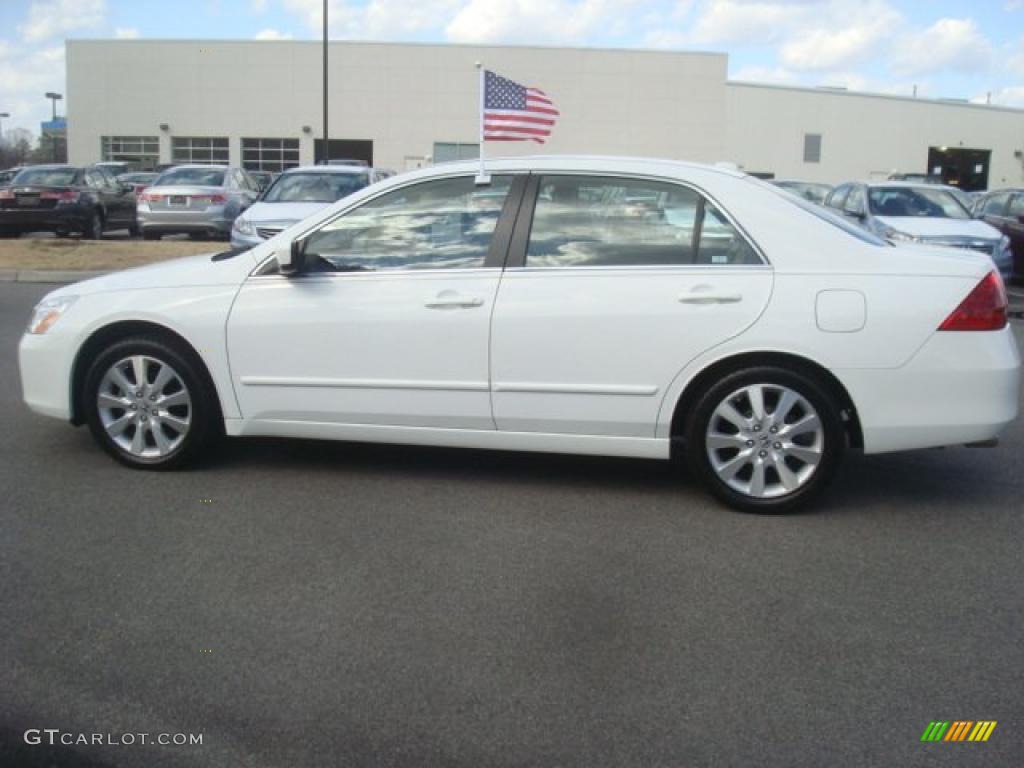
[0,0,1022,140]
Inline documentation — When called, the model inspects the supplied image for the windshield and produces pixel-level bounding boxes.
[761,181,886,246]
[119,173,156,183]
[263,172,370,203]
[868,187,970,219]
[12,168,79,187]
[154,168,226,187]
[773,181,831,204]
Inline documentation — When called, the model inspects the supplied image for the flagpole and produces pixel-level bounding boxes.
[475,61,489,185]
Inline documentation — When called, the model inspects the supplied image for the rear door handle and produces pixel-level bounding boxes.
[678,292,743,305]
[425,291,485,309]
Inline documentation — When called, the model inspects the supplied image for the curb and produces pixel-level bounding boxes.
[0,270,110,284]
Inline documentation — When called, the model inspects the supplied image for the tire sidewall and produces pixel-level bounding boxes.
[83,337,216,469]
[83,211,103,240]
[685,366,845,514]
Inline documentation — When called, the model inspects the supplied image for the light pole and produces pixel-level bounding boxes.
[322,0,329,164]
[0,112,9,144]
[44,92,63,163]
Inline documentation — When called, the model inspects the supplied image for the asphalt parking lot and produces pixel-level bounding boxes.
[1,281,1023,767]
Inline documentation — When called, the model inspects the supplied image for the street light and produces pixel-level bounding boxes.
[44,92,62,121]
[322,0,329,164]
[0,112,9,143]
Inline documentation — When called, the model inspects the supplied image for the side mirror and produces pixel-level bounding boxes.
[276,239,306,275]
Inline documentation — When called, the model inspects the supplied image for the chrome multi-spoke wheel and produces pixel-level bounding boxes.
[705,383,824,499]
[686,367,843,513]
[96,355,192,459]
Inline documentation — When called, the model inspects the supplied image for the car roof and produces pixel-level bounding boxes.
[281,165,374,175]
[861,181,960,191]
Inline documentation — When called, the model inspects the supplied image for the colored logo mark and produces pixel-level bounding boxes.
[921,721,997,742]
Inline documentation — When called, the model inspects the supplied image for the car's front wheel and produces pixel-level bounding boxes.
[82,211,103,240]
[83,336,220,469]
[684,367,845,513]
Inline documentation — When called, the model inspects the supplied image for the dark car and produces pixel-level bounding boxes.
[973,188,1024,282]
[0,165,138,239]
[117,171,159,197]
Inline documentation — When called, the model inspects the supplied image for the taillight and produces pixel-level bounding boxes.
[139,191,163,202]
[938,271,1008,332]
[0,189,13,200]
[202,194,226,204]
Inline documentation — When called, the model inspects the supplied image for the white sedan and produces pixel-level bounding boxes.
[18,156,1021,512]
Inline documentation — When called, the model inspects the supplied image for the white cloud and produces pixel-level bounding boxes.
[447,0,642,44]
[779,2,901,71]
[891,18,993,77]
[730,64,799,84]
[255,28,294,40]
[114,27,140,39]
[251,0,270,11]
[18,0,107,43]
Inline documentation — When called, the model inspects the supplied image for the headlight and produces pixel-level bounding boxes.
[882,227,922,244]
[233,217,255,236]
[27,295,77,335]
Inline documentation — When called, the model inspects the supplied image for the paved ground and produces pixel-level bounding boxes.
[1,281,1022,768]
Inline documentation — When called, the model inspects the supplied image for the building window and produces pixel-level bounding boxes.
[241,138,300,173]
[803,133,822,164]
[433,142,480,164]
[172,137,229,165]
[101,136,160,170]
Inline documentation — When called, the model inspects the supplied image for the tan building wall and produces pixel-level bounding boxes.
[66,40,728,172]
[725,82,1024,187]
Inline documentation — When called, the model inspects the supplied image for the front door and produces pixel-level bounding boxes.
[227,174,524,430]
[490,174,773,438]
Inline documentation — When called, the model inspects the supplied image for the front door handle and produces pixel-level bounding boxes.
[425,291,485,309]
[678,292,743,305]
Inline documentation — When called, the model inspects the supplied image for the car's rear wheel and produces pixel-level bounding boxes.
[83,337,220,469]
[684,367,844,513]
[82,211,103,240]
[142,231,160,241]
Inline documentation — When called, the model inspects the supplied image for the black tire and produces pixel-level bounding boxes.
[82,211,103,240]
[0,228,18,238]
[683,366,845,514]
[83,336,221,470]
[128,223,140,238]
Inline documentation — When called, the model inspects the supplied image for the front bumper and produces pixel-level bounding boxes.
[19,328,77,421]
[841,325,1021,454]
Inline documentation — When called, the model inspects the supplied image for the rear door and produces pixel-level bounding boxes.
[489,173,773,438]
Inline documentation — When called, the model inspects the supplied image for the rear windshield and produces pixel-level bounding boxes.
[761,180,886,246]
[868,187,970,219]
[154,168,227,187]
[263,172,370,203]
[12,168,79,187]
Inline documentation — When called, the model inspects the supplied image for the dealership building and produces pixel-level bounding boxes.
[66,39,1024,190]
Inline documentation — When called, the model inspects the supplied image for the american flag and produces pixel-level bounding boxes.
[483,70,560,143]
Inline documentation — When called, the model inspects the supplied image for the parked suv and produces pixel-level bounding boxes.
[825,181,1013,278]
[136,164,258,240]
[972,188,1024,282]
[0,164,137,238]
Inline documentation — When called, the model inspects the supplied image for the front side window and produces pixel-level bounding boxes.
[525,175,760,268]
[827,184,851,210]
[982,192,1011,217]
[1008,194,1024,218]
[844,185,866,215]
[302,175,513,272]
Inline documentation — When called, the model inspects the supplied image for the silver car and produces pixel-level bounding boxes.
[137,165,258,240]
[230,165,386,249]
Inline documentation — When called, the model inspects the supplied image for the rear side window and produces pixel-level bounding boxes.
[981,192,1010,216]
[525,175,761,268]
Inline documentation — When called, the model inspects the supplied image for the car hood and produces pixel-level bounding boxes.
[241,201,332,226]
[45,251,259,298]
[875,216,1001,241]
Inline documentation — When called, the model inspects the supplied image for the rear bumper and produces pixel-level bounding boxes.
[841,326,1021,454]
[137,206,233,236]
[0,205,92,233]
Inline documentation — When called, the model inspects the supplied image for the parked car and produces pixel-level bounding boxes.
[825,182,1013,278]
[117,172,158,198]
[769,180,832,204]
[18,157,1020,513]
[136,164,259,240]
[230,165,384,249]
[0,164,137,238]
[973,188,1024,281]
[0,166,25,186]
